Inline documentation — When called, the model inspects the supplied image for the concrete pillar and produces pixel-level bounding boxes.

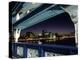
[60,6,78,46]
[74,23,78,46]
[13,28,21,42]
[70,14,78,46]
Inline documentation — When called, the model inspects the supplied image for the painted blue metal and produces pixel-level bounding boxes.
[12,43,17,57]
[13,43,26,58]
[12,42,78,58]
[14,9,64,30]
[13,4,66,30]
[13,4,52,27]
[23,45,27,58]
[38,47,45,57]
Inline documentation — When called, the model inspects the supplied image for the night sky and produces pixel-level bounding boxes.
[21,12,75,35]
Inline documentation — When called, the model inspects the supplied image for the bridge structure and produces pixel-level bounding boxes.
[9,2,78,58]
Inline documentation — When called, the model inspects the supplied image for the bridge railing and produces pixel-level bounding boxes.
[12,42,78,58]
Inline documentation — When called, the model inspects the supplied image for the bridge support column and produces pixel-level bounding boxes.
[60,6,78,46]
[74,23,78,46]
[13,28,21,42]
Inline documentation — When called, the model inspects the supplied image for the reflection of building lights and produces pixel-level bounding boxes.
[53,35,56,42]
[53,35,56,39]
[39,33,42,36]
[38,41,42,45]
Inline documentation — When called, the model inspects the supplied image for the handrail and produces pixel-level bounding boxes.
[12,42,78,58]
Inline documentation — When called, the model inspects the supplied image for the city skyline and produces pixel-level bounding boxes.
[21,12,75,35]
